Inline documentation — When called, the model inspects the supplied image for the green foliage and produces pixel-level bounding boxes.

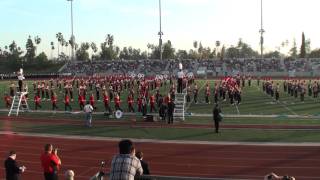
[25,36,36,62]
[289,39,298,59]
[264,51,281,58]
[309,49,320,58]
[300,32,306,58]
[76,42,90,61]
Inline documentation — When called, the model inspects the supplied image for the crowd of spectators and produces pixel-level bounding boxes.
[57,58,320,76]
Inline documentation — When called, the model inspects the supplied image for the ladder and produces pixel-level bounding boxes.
[174,93,186,121]
[8,92,30,116]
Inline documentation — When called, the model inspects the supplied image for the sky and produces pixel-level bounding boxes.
[0,0,320,57]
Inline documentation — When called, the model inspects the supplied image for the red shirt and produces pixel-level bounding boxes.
[40,153,60,173]
[103,95,109,104]
[51,96,57,104]
[64,95,70,105]
[89,95,95,106]
[4,96,11,103]
[79,95,85,105]
[127,96,134,105]
[150,95,155,104]
[34,96,41,104]
[115,96,120,106]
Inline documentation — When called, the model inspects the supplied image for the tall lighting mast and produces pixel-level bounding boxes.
[158,0,164,61]
[259,0,265,59]
[67,0,75,61]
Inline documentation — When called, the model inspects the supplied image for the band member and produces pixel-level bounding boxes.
[214,85,219,104]
[114,93,121,111]
[127,94,135,112]
[9,82,15,97]
[248,76,252,87]
[64,94,72,111]
[235,86,241,105]
[78,93,85,110]
[45,83,50,100]
[68,82,74,101]
[137,95,143,112]
[95,83,101,101]
[34,94,42,110]
[141,96,147,116]
[186,85,191,103]
[51,92,58,110]
[205,83,210,104]
[149,94,156,113]
[4,93,11,108]
[193,83,198,104]
[275,83,280,101]
[300,83,305,102]
[41,82,45,99]
[103,91,112,113]
[89,93,96,110]
[308,81,312,96]
[313,81,318,98]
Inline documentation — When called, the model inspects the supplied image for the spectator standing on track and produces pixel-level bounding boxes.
[109,139,143,180]
[135,151,150,175]
[213,104,222,133]
[4,93,12,109]
[84,101,94,127]
[40,144,61,180]
[4,150,26,180]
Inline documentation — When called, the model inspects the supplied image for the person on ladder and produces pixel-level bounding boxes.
[17,68,25,93]
[177,63,184,94]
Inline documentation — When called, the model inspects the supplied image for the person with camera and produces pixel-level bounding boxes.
[40,144,62,180]
[264,172,295,180]
[109,139,143,180]
[4,150,26,180]
[84,101,94,127]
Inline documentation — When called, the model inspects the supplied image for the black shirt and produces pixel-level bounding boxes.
[4,157,21,180]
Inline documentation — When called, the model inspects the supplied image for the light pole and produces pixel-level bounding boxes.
[259,0,265,59]
[158,0,163,61]
[67,0,75,62]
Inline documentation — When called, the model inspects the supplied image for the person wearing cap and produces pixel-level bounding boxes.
[4,150,26,180]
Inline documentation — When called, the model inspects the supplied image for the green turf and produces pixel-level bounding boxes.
[2,120,320,142]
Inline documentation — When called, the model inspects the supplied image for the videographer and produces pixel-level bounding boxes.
[4,150,26,180]
[264,172,295,180]
[40,144,62,180]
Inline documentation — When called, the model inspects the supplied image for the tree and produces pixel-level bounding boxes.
[305,39,311,56]
[162,40,175,59]
[34,35,41,55]
[76,42,90,61]
[91,42,98,60]
[309,49,320,58]
[290,39,298,59]
[220,45,226,60]
[25,36,36,62]
[300,32,306,58]
[176,50,188,59]
[56,32,63,58]
[264,51,281,58]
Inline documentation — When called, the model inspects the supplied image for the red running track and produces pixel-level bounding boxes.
[0,134,320,180]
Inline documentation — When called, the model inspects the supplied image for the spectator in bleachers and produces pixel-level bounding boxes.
[4,150,26,180]
[109,139,143,180]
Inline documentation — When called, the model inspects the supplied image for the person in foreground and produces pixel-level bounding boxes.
[264,172,295,180]
[213,104,222,133]
[109,139,143,180]
[40,144,62,180]
[4,150,26,180]
[135,151,150,175]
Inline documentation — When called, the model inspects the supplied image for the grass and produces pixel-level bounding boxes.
[1,79,320,142]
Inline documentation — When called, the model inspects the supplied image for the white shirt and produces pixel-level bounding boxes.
[18,75,25,81]
[84,104,93,113]
[177,71,184,79]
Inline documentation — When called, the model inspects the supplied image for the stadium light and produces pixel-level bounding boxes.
[259,0,265,59]
[67,0,75,62]
[158,0,164,61]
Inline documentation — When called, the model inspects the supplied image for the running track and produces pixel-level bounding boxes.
[0,133,320,180]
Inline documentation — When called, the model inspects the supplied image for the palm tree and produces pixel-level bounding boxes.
[50,42,54,60]
[56,32,63,58]
[34,36,41,55]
